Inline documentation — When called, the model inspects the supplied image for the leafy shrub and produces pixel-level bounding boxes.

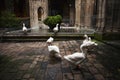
[43,15,62,30]
[94,33,103,41]
[0,11,20,28]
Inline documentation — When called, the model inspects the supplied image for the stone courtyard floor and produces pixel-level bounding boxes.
[0,40,119,80]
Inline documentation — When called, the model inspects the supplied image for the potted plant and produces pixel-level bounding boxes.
[43,15,62,31]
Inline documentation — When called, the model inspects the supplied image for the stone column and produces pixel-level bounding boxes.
[84,0,95,28]
[75,0,81,26]
[29,0,34,28]
[43,0,48,21]
[29,0,38,28]
[100,0,106,32]
[29,0,48,28]
[97,0,106,31]
[69,5,75,26]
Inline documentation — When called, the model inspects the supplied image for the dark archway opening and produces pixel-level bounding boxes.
[0,0,5,14]
[38,7,44,21]
[48,0,75,25]
[13,0,29,17]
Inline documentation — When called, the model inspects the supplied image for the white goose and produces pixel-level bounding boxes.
[64,37,98,69]
[48,45,62,59]
[46,37,54,45]
[53,24,59,33]
[83,34,89,44]
[82,37,98,51]
[64,44,86,67]
[22,23,27,34]
[81,37,98,49]
[88,37,91,41]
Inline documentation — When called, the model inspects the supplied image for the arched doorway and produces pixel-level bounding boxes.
[48,0,75,26]
[38,7,44,21]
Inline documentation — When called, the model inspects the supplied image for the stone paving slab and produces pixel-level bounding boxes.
[0,40,118,80]
[103,40,120,49]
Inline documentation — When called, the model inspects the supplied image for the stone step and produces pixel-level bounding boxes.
[1,34,94,42]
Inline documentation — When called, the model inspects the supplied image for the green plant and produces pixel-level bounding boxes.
[94,32,103,41]
[0,11,20,28]
[43,15,62,30]
[54,15,62,24]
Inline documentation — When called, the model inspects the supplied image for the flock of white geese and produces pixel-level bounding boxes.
[22,23,98,69]
[46,34,98,69]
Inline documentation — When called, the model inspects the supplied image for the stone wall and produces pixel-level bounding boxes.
[29,0,48,28]
[29,0,94,28]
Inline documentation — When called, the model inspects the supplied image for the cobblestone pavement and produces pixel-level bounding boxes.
[0,40,118,80]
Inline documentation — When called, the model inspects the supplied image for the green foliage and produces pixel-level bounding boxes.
[43,15,62,30]
[0,11,20,28]
[94,32,120,41]
[54,15,62,23]
[94,32,103,41]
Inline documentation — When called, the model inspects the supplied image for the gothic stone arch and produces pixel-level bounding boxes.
[29,0,48,28]
[38,7,44,21]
